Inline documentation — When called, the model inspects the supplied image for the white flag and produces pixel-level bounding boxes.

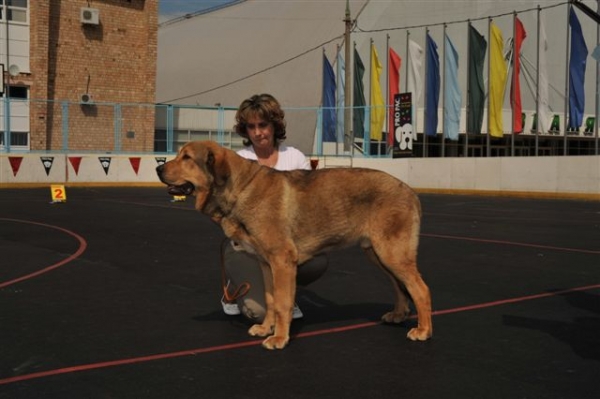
[407,39,424,140]
[537,16,552,134]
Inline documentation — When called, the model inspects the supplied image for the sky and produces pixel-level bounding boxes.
[158,0,237,23]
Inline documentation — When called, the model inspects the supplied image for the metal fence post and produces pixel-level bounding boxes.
[62,101,69,151]
[114,103,122,152]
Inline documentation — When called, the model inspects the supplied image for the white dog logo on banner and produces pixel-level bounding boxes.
[396,124,413,151]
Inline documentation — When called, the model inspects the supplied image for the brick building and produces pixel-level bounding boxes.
[2,0,157,152]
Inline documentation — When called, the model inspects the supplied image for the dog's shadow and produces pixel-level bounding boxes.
[193,288,417,335]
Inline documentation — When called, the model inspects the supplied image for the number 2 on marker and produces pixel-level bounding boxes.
[50,185,67,202]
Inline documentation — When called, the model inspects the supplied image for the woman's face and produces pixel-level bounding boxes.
[246,116,275,150]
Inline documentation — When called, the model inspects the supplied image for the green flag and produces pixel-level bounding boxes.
[353,47,365,139]
[467,25,487,134]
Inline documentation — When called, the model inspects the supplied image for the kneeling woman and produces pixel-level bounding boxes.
[220,93,328,322]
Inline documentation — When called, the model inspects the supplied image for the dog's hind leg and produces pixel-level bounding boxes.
[370,240,433,341]
[363,246,411,324]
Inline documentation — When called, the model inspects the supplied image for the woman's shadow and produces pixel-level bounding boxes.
[502,290,600,361]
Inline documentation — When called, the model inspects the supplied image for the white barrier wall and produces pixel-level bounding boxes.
[0,154,172,186]
[1,153,599,199]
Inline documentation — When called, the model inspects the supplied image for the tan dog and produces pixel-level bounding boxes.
[156,141,432,350]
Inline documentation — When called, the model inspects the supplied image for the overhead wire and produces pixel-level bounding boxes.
[161,0,570,104]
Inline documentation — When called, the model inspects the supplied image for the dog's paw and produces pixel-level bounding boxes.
[381,310,409,324]
[406,327,432,341]
[248,324,273,337]
[262,335,289,350]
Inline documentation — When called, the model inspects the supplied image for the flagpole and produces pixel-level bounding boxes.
[336,43,341,156]
[424,29,429,157]
[405,29,411,150]
[511,12,517,157]
[535,5,541,156]
[368,38,373,156]
[386,34,390,154]
[466,22,470,157]
[487,18,491,157]
[564,4,571,156]
[596,0,599,155]
[406,31,410,101]
[442,24,447,158]
[319,47,326,155]
[344,0,352,153]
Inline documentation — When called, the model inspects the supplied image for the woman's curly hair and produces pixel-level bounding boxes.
[234,93,287,147]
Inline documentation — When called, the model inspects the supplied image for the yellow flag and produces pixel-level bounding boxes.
[489,23,507,138]
[370,43,384,141]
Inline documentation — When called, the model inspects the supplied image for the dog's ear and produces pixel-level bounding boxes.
[206,146,230,187]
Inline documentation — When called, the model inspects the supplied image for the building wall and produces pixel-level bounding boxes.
[29,0,157,151]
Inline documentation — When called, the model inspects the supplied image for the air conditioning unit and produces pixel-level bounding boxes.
[80,93,94,104]
[80,7,100,25]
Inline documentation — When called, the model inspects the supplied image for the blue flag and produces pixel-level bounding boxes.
[425,33,440,137]
[322,53,337,142]
[444,34,461,141]
[568,8,588,130]
[336,52,345,143]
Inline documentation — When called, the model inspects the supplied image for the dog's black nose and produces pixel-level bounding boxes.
[156,164,164,176]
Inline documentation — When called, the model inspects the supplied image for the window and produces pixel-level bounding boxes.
[0,131,28,147]
[0,0,28,23]
[7,85,27,99]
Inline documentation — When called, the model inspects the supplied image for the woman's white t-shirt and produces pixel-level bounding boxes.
[237,145,310,171]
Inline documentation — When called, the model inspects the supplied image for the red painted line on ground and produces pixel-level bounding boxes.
[422,233,600,255]
[430,283,600,316]
[0,218,88,288]
[1,283,598,386]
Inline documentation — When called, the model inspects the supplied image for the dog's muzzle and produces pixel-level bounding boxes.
[156,164,195,195]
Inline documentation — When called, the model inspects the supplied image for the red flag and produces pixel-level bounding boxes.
[69,157,82,175]
[129,157,141,175]
[8,157,23,177]
[511,17,527,133]
[388,47,401,146]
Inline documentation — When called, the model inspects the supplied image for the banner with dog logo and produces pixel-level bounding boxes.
[393,92,413,158]
[40,156,54,176]
[155,157,166,167]
[99,157,112,175]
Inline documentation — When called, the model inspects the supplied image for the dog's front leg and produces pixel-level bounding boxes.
[262,261,296,350]
[248,261,276,338]
[249,253,296,350]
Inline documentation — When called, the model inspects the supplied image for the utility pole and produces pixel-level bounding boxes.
[344,0,352,151]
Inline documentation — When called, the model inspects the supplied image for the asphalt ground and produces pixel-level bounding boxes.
[0,187,599,398]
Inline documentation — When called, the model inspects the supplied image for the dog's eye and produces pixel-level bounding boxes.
[182,154,191,160]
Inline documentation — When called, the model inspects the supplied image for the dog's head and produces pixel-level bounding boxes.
[156,141,230,209]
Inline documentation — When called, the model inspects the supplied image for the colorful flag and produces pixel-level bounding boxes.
[489,23,507,138]
[425,33,440,137]
[353,47,366,139]
[537,16,551,133]
[336,51,345,143]
[407,39,424,140]
[388,47,401,146]
[568,8,588,130]
[444,33,461,141]
[370,43,385,141]
[467,25,487,135]
[510,17,527,134]
[322,53,336,142]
